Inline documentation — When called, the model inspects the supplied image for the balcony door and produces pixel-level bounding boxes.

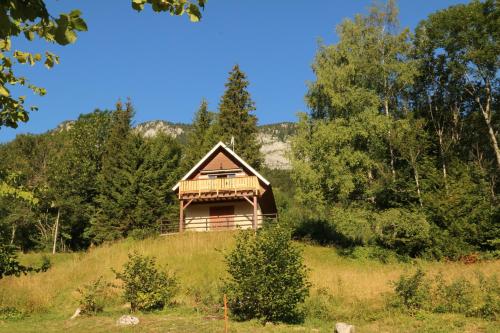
[209,206,234,230]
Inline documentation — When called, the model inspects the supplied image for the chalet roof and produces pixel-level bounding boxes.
[172,141,271,191]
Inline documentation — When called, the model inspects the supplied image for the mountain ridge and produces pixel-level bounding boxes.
[134,120,295,170]
[54,119,295,170]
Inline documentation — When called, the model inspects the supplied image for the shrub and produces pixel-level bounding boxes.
[303,287,338,321]
[338,245,404,264]
[114,252,177,312]
[0,243,51,279]
[186,284,223,315]
[330,207,374,246]
[392,268,428,311]
[434,275,474,314]
[77,277,111,315]
[392,269,499,321]
[224,225,310,323]
[128,228,158,240]
[375,208,430,257]
[0,307,24,320]
[475,273,499,321]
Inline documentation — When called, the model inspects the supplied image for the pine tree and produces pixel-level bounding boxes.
[134,134,182,231]
[182,99,214,169]
[215,65,263,168]
[90,100,140,243]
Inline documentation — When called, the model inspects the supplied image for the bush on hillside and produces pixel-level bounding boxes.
[0,307,24,320]
[128,228,158,240]
[392,268,428,311]
[392,269,500,320]
[114,252,177,312]
[224,225,310,323]
[77,276,112,315]
[0,243,51,279]
[375,208,431,257]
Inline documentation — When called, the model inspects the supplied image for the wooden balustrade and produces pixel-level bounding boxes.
[158,214,278,234]
[179,176,259,194]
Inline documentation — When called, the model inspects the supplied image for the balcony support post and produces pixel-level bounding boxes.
[179,199,184,232]
[253,194,258,230]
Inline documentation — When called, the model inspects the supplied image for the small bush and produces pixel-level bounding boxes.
[0,307,24,320]
[128,228,158,240]
[77,277,111,315]
[392,268,428,311]
[303,287,338,321]
[434,275,474,314]
[475,273,500,321]
[338,245,404,264]
[114,252,177,312]
[392,269,499,320]
[0,244,51,279]
[186,284,223,315]
[375,208,431,257]
[224,225,310,323]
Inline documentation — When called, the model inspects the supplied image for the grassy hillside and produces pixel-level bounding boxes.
[0,232,498,332]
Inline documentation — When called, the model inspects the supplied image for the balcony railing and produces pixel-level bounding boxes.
[158,214,278,234]
[179,176,259,194]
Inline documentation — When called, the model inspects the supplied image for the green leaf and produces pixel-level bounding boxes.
[187,4,201,22]
[72,17,88,31]
[13,51,29,64]
[0,39,11,51]
[0,85,9,97]
[44,54,54,69]
[64,29,77,44]
[68,9,83,18]
[24,30,35,41]
[132,0,146,11]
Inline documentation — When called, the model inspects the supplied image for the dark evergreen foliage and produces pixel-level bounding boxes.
[90,101,140,243]
[182,99,214,170]
[214,65,263,168]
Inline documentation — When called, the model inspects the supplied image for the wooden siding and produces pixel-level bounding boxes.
[202,151,240,171]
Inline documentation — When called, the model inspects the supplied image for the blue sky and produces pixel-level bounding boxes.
[0,0,468,142]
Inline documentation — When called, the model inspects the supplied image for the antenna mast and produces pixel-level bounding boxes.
[230,136,235,151]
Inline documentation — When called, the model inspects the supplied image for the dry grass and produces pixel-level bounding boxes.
[0,231,499,332]
[305,245,499,301]
[0,232,235,314]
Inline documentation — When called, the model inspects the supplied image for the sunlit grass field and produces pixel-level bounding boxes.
[0,231,498,332]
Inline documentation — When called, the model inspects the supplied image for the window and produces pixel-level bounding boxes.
[208,173,235,179]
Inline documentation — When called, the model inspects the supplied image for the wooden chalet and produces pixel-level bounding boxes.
[172,142,277,231]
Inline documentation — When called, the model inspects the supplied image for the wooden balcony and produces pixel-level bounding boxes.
[179,176,259,199]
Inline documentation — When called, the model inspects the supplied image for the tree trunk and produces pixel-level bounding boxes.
[411,156,423,207]
[414,167,423,207]
[52,208,60,255]
[10,225,16,245]
[384,99,396,180]
[438,133,448,193]
[480,104,500,169]
[474,80,500,169]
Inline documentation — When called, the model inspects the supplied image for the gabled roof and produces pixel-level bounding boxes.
[172,141,271,191]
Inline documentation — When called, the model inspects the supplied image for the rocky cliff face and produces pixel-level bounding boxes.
[55,120,294,169]
[134,120,189,139]
[135,121,295,169]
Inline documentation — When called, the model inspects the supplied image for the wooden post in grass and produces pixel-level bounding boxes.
[52,207,60,254]
[224,294,228,333]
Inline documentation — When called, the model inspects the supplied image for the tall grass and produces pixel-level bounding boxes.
[0,231,498,321]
